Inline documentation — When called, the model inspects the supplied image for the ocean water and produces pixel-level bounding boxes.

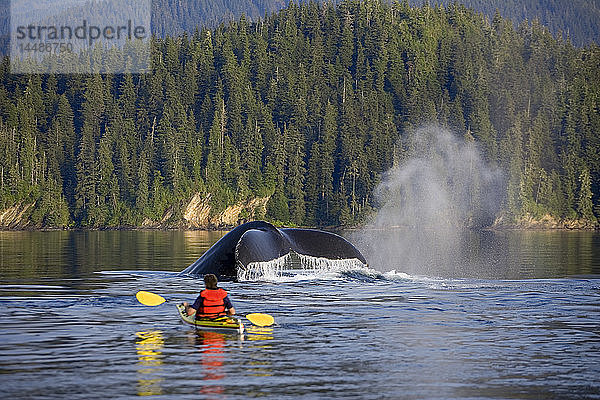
[0,230,599,399]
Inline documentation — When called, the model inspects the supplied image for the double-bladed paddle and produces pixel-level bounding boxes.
[135,290,275,327]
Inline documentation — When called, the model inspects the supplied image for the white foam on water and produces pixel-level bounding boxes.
[382,270,413,280]
[382,269,479,289]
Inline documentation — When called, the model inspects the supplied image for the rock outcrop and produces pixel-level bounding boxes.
[492,213,598,230]
[0,202,35,229]
[140,192,270,229]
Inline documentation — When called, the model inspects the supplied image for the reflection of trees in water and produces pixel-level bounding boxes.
[135,330,164,396]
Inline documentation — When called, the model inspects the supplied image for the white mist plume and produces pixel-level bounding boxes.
[353,125,503,276]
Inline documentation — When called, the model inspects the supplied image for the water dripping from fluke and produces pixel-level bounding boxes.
[237,251,371,282]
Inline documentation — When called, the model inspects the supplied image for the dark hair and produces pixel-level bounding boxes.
[204,274,218,289]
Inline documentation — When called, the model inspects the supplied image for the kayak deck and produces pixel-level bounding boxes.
[176,304,244,334]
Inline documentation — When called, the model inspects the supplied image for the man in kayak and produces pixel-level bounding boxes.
[183,274,236,319]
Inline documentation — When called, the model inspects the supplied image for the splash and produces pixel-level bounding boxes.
[237,252,369,282]
[352,125,503,276]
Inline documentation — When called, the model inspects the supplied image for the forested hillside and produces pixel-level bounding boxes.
[152,0,291,36]
[153,0,600,47]
[151,0,600,47]
[1,0,599,54]
[413,0,600,47]
[0,0,599,228]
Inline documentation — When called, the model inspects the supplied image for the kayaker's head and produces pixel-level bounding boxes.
[204,273,218,289]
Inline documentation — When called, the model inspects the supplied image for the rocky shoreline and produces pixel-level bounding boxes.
[0,193,270,231]
[491,213,599,230]
[1,198,598,231]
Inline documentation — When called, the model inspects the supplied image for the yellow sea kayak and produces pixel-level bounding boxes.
[176,304,244,334]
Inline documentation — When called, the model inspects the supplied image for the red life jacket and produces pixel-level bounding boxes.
[196,288,228,319]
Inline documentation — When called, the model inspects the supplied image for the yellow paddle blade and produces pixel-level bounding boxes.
[136,291,166,306]
[246,313,275,327]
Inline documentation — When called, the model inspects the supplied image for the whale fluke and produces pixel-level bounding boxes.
[180,221,367,280]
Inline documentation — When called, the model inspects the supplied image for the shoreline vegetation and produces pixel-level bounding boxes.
[1,194,597,231]
[1,1,599,232]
